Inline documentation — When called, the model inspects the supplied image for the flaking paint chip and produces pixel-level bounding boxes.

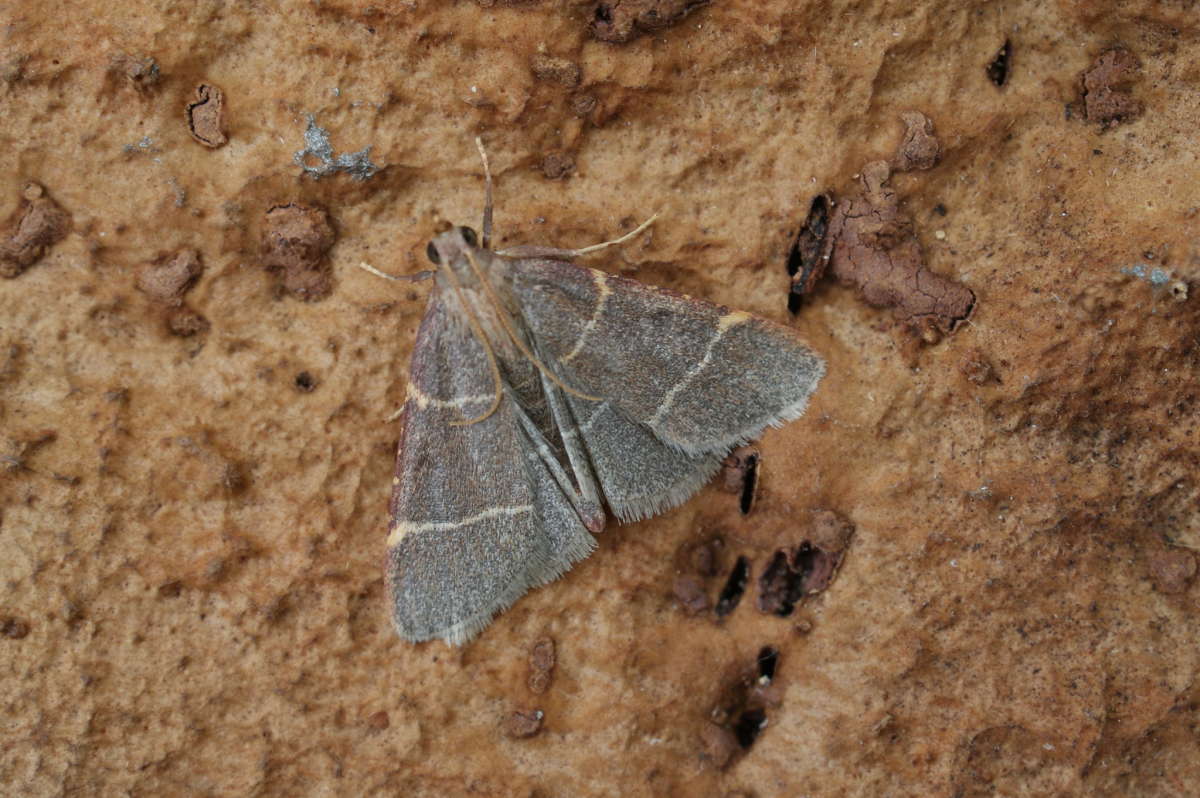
[527,637,556,695]
[1,182,70,279]
[186,83,228,148]
[137,249,202,306]
[591,0,712,43]
[503,709,544,739]
[260,203,336,301]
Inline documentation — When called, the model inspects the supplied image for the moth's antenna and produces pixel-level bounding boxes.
[462,249,602,403]
[356,261,436,423]
[357,262,435,283]
[438,260,505,427]
[569,213,658,257]
[475,136,494,250]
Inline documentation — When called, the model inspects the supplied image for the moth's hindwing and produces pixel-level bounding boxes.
[562,394,723,522]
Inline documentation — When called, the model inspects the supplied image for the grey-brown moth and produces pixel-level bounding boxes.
[386,142,825,645]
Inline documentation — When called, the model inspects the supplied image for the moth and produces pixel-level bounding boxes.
[385,141,825,644]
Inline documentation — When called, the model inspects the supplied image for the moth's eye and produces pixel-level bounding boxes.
[459,226,478,247]
[425,241,441,265]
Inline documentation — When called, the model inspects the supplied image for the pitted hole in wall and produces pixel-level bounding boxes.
[715,556,750,617]
[987,39,1012,87]
[732,708,768,748]
[757,549,805,616]
[786,193,832,314]
[294,371,318,392]
[738,452,759,516]
[756,646,778,682]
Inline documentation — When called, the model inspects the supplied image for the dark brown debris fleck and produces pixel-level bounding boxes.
[1,182,70,279]
[891,111,942,172]
[1,616,31,639]
[294,371,318,392]
[540,151,575,180]
[137,249,208,336]
[260,203,336,301]
[1081,47,1143,128]
[366,711,390,732]
[262,593,291,625]
[699,722,740,768]
[527,637,556,695]
[63,599,84,629]
[167,307,210,337]
[673,535,725,616]
[110,53,160,92]
[503,709,544,739]
[570,94,598,117]
[591,0,711,44]
[825,161,975,334]
[157,580,183,599]
[531,53,581,88]
[3,429,57,473]
[687,537,723,578]
[672,575,710,615]
[138,249,203,306]
[219,460,249,495]
[959,349,998,385]
[1149,547,1196,594]
[186,83,229,148]
[809,509,854,554]
[2,53,28,84]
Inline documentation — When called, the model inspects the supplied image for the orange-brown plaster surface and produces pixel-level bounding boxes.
[2,1,1198,795]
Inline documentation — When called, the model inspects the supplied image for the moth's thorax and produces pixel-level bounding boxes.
[429,230,522,356]
[438,248,505,292]
[427,227,503,286]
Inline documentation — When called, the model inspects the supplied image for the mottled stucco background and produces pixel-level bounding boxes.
[2,1,1199,796]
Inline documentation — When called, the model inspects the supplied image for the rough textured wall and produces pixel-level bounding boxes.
[2,1,1198,795]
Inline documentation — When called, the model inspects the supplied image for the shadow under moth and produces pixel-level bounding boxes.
[386,141,825,644]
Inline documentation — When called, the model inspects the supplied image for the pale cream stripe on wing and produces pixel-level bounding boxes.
[559,271,612,365]
[387,504,535,547]
[407,383,498,410]
[648,311,751,429]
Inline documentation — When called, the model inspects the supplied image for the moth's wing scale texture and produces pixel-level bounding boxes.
[386,288,596,644]
[510,257,826,456]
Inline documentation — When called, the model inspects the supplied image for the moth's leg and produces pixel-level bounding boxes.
[512,393,606,534]
[539,375,606,532]
[475,136,494,250]
[495,214,657,260]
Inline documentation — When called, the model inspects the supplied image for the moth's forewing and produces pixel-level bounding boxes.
[387,288,595,644]
[510,258,825,455]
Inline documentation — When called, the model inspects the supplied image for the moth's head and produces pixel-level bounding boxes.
[425,225,481,271]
